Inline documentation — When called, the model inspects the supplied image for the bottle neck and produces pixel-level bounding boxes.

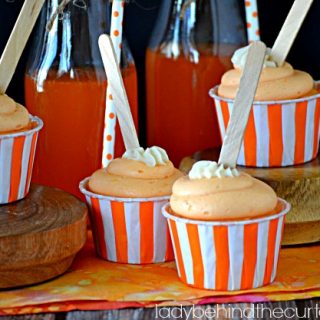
[149,0,246,60]
[26,0,134,83]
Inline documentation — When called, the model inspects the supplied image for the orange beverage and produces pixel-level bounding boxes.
[25,66,138,198]
[146,45,237,165]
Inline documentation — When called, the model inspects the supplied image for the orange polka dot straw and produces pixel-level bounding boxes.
[102,0,125,168]
[244,0,260,42]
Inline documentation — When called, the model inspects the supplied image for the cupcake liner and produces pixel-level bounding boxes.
[210,85,320,167]
[162,199,290,291]
[0,116,43,204]
[80,178,174,264]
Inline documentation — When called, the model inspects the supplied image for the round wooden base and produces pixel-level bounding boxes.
[0,185,87,288]
[180,149,320,246]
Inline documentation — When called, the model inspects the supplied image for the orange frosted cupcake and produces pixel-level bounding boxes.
[88,151,181,198]
[0,95,43,204]
[80,146,183,264]
[218,46,315,101]
[210,45,320,167]
[163,161,290,291]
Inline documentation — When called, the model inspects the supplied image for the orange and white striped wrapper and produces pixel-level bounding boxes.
[210,86,320,167]
[162,199,290,291]
[0,116,43,204]
[80,178,174,264]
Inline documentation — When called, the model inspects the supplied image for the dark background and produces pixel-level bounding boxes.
[0,0,319,139]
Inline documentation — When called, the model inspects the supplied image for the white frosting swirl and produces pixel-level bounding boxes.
[232,45,277,69]
[189,161,240,180]
[122,146,169,167]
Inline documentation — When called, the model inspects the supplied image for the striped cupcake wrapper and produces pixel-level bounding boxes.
[210,85,320,167]
[162,199,290,291]
[0,116,43,204]
[80,178,174,264]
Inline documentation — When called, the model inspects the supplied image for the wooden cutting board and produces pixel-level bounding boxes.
[0,185,87,288]
[180,149,320,246]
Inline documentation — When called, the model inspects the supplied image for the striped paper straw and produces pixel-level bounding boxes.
[102,0,125,167]
[244,0,261,42]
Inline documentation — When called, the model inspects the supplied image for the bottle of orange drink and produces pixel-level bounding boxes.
[25,1,138,198]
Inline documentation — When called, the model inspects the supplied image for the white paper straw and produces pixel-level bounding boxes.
[244,0,260,42]
[102,0,125,167]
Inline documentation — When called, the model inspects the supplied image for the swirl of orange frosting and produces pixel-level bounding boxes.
[0,95,30,133]
[88,158,183,198]
[218,47,314,101]
[170,172,278,220]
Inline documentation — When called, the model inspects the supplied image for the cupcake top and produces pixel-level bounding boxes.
[170,161,278,221]
[218,45,314,101]
[0,95,30,133]
[88,146,183,198]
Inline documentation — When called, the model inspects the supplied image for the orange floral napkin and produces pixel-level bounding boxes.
[0,232,319,315]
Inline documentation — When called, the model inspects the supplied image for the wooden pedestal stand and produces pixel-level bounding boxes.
[0,185,87,288]
[180,149,320,246]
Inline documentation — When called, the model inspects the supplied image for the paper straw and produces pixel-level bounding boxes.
[244,0,260,42]
[102,0,125,167]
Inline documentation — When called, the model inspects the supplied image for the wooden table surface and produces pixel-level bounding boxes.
[1,299,320,319]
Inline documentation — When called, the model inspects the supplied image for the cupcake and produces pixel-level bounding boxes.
[80,146,183,264]
[0,94,43,204]
[210,45,320,167]
[162,161,290,291]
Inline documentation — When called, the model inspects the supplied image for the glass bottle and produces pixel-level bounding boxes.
[146,0,246,165]
[25,0,138,198]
